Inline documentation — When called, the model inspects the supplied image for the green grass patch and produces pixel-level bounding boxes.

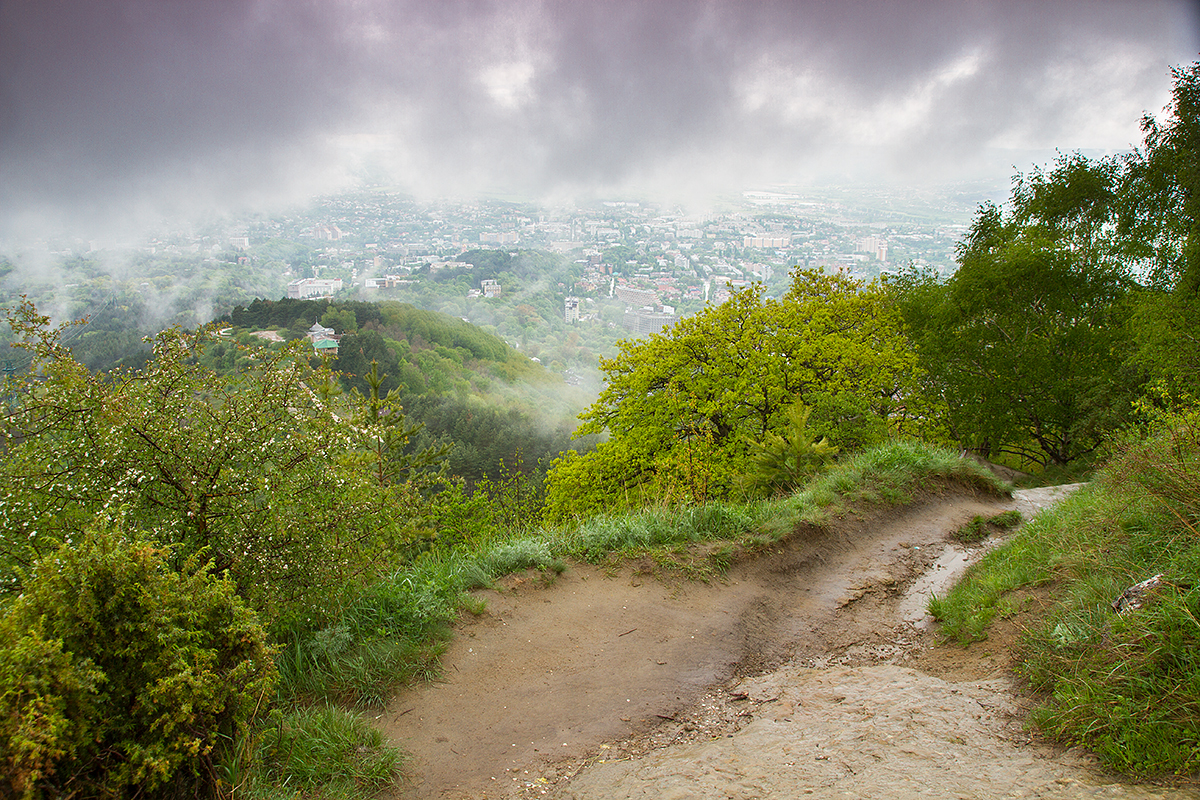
[547,500,773,565]
[931,408,1200,777]
[224,704,402,799]
[791,439,1009,523]
[951,509,1024,543]
[275,550,471,706]
[476,538,567,583]
[928,513,1063,641]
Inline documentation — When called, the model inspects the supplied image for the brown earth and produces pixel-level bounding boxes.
[377,483,1200,800]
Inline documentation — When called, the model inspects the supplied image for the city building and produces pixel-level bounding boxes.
[310,223,343,241]
[615,285,657,306]
[743,235,792,248]
[305,322,339,356]
[365,275,416,289]
[287,278,344,299]
[857,235,889,262]
[307,321,335,342]
[622,308,678,336]
[313,337,339,355]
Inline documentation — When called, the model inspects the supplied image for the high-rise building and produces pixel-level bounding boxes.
[622,308,678,336]
[615,285,657,306]
[857,236,889,262]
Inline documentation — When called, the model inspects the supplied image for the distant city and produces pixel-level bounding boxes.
[135,182,996,317]
[0,181,1007,382]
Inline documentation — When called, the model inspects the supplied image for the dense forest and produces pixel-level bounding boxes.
[1,61,1199,798]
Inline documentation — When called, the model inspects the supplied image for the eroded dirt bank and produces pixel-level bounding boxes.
[379,484,1199,800]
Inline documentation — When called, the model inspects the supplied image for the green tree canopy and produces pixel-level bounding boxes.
[1119,61,1200,294]
[544,269,915,519]
[892,154,1140,467]
[1117,61,1200,397]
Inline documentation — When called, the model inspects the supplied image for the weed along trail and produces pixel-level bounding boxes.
[379,485,1196,800]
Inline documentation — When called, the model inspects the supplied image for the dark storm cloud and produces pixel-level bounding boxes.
[0,0,376,229]
[1,0,1196,236]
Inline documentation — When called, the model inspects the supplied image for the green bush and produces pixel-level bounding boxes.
[0,519,276,798]
[737,403,838,499]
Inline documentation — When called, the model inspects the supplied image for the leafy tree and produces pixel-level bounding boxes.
[0,301,377,616]
[1118,61,1200,397]
[1119,61,1200,293]
[285,315,313,341]
[892,153,1139,467]
[1125,291,1200,400]
[543,442,655,523]
[544,269,915,518]
[321,307,358,335]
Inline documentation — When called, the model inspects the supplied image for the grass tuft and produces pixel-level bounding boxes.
[548,501,771,564]
[224,704,403,800]
[952,509,1024,543]
[792,439,1009,522]
[480,538,567,579]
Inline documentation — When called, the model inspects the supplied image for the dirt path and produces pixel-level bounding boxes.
[379,484,1199,800]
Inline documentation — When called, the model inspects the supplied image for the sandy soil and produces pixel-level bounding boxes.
[378,482,1200,800]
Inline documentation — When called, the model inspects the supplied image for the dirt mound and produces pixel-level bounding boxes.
[379,484,1196,800]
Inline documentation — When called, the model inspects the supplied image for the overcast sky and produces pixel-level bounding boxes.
[1,0,1197,239]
